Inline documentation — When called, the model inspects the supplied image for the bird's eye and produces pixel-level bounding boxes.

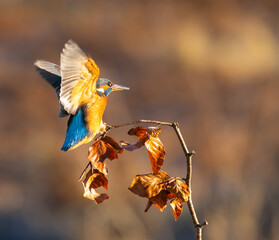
[108,82,113,87]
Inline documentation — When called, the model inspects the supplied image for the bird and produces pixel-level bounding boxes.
[34,40,129,151]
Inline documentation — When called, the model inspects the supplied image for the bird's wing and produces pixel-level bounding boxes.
[60,40,100,115]
[34,60,69,118]
[34,60,61,95]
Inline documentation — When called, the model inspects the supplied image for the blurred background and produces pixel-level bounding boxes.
[0,0,279,239]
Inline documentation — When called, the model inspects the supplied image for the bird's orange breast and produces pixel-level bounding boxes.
[85,94,107,134]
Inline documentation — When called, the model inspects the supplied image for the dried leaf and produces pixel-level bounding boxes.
[102,136,124,154]
[88,136,123,175]
[120,140,146,151]
[129,171,170,198]
[120,126,149,151]
[165,178,190,202]
[148,190,170,212]
[83,188,109,204]
[145,190,175,212]
[128,126,149,140]
[170,198,183,221]
[129,171,190,220]
[121,126,165,173]
[88,140,107,174]
[88,169,108,190]
[145,129,165,174]
[82,169,109,204]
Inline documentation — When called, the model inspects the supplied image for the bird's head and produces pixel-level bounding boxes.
[96,78,129,96]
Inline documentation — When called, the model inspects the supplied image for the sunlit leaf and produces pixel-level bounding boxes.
[84,188,109,204]
[164,178,190,202]
[129,171,170,198]
[88,169,108,190]
[148,190,169,212]
[88,140,108,174]
[129,171,190,220]
[128,126,149,140]
[88,136,123,175]
[82,169,109,204]
[102,136,124,154]
[145,190,175,213]
[170,198,183,221]
[121,126,165,173]
[145,128,165,174]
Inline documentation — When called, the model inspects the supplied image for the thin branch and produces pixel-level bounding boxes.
[79,162,92,181]
[171,122,208,240]
[108,120,173,130]
[108,119,208,240]
[170,123,191,186]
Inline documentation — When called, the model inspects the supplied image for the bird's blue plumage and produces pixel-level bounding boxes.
[61,107,89,151]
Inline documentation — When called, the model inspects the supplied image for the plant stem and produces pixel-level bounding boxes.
[79,162,92,181]
[109,119,208,240]
[109,119,173,129]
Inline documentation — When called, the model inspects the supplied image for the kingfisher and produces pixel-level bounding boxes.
[34,40,129,151]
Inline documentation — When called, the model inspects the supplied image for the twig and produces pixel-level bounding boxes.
[109,120,173,129]
[79,162,92,181]
[109,119,208,240]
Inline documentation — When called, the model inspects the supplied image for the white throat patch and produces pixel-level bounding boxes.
[97,88,104,93]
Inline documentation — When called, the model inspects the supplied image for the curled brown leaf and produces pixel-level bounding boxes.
[121,126,165,174]
[129,171,190,220]
[145,129,165,174]
[128,126,149,139]
[163,177,190,202]
[170,198,183,221]
[120,140,145,151]
[147,190,170,212]
[129,171,170,198]
[82,169,109,204]
[88,136,123,175]
[102,136,124,154]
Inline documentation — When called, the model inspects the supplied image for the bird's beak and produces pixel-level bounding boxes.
[112,84,130,91]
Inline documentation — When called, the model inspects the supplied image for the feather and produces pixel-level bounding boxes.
[60,40,95,115]
[61,107,90,151]
[34,60,61,93]
[34,60,68,117]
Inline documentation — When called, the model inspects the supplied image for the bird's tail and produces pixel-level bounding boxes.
[61,108,92,151]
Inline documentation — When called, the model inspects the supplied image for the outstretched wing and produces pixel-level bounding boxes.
[34,60,61,96]
[34,60,69,118]
[60,40,100,115]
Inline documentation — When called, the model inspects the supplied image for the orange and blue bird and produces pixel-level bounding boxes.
[34,40,129,151]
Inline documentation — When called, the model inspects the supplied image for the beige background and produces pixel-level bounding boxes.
[0,1,279,239]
